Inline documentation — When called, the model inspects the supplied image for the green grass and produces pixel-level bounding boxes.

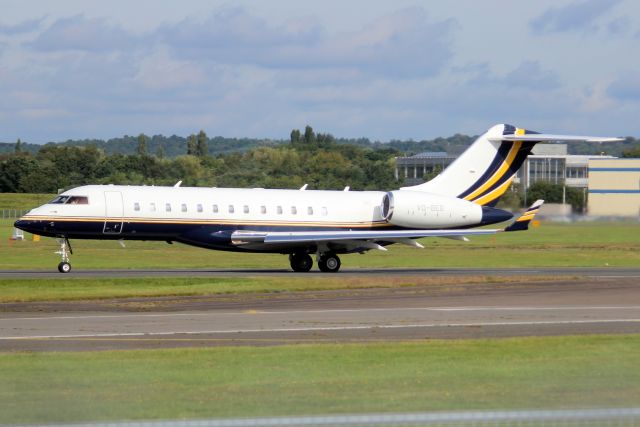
[1,335,638,424]
[0,275,559,303]
[0,193,55,211]
[2,220,639,270]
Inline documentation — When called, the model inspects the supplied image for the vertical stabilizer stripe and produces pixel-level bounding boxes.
[463,140,522,202]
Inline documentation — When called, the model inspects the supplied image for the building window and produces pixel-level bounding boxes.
[150,202,156,212]
[291,206,297,215]
[277,206,283,214]
[165,203,172,212]
[181,203,187,212]
[260,205,267,214]
[307,206,313,215]
[134,202,140,212]
[212,204,218,213]
[228,205,235,214]
[321,207,328,216]
[197,204,203,213]
[243,205,249,214]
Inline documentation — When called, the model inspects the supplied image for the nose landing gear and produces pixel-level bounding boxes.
[56,238,73,273]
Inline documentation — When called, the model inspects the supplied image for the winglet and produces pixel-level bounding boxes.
[504,200,544,232]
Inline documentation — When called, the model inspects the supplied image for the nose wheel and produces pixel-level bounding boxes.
[55,238,73,273]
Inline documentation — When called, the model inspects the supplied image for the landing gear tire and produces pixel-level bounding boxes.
[318,253,341,273]
[58,262,71,273]
[56,238,73,273]
[289,253,313,272]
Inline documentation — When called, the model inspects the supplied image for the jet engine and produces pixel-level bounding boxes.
[382,190,484,229]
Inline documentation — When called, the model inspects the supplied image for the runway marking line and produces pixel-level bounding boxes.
[3,306,640,322]
[2,319,640,340]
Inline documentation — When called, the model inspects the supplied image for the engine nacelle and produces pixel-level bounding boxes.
[382,190,483,228]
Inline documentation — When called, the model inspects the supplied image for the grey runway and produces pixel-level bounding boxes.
[1,275,639,351]
[2,266,640,279]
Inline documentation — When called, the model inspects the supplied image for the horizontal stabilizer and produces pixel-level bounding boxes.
[489,134,623,143]
[504,199,544,232]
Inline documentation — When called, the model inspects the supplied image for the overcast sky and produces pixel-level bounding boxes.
[1,0,639,143]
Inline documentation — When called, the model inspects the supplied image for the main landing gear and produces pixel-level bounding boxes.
[56,238,72,273]
[289,252,341,273]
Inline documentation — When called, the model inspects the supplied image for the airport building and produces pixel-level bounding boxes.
[395,145,614,191]
[394,152,457,186]
[587,158,640,217]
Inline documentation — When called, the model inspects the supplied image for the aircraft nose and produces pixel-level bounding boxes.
[480,206,514,225]
[14,218,38,234]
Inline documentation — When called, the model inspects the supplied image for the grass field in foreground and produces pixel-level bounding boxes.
[1,335,639,424]
[2,220,639,270]
[0,275,561,303]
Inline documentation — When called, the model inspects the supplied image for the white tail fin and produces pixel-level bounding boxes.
[401,124,622,207]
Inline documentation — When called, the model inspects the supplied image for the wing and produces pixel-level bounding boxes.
[232,228,497,245]
[488,134,623,143]
[231,202,543,250]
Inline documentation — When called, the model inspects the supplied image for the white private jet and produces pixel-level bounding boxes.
[15,124,621,273]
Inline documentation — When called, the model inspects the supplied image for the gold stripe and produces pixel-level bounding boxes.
[471,175,515,206]
[463,140,522,202]
[19,215,389,228]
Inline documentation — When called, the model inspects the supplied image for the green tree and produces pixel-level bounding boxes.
[186,134,197,155]
[303,125,316,145]
[290,129,301,144]
[156,144,165,159]
[622,144,640,158]
[423,165,443,182]
[14,138,22,154]
[527,181,585,212]
[136,133,148,156]
[196,130,208,157]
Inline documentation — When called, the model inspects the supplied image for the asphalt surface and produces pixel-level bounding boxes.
[1,272,639,351]
[2,266,640,279]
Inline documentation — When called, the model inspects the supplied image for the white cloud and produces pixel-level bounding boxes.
[529,0,621,34]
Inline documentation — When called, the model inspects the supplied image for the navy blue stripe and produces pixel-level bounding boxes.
[471,141,537,206]
[457,142,512,199]
[589,168,640,172]
[589,190,640,194]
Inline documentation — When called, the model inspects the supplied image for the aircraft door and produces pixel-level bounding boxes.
[103,191,124,234]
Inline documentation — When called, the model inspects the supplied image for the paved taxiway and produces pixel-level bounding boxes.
[2,266,640,279]
[1,273,639,351]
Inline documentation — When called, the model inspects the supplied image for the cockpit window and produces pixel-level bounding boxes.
[67,196,89,205]
[49,196,70,204]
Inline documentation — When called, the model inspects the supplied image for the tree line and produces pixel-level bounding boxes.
[0,127,402,194]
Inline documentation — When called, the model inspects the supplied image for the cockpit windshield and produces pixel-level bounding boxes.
[48,195,89,205]
[49,196,70,204]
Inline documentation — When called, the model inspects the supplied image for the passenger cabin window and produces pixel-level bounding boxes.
[321,207,328,216]
[150,202,156,212]
[166,203,172,212]
[181,203,187,212]
[260,205,266,214]
[291,206,297,215]
[134,202,140,211]
[277,206,283,215]
[66,196,89,205]
[197,204,203,213]
[307,206,313,215]
[212,204,218,213]
[243,205,249,214]
[228,205,235,214]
